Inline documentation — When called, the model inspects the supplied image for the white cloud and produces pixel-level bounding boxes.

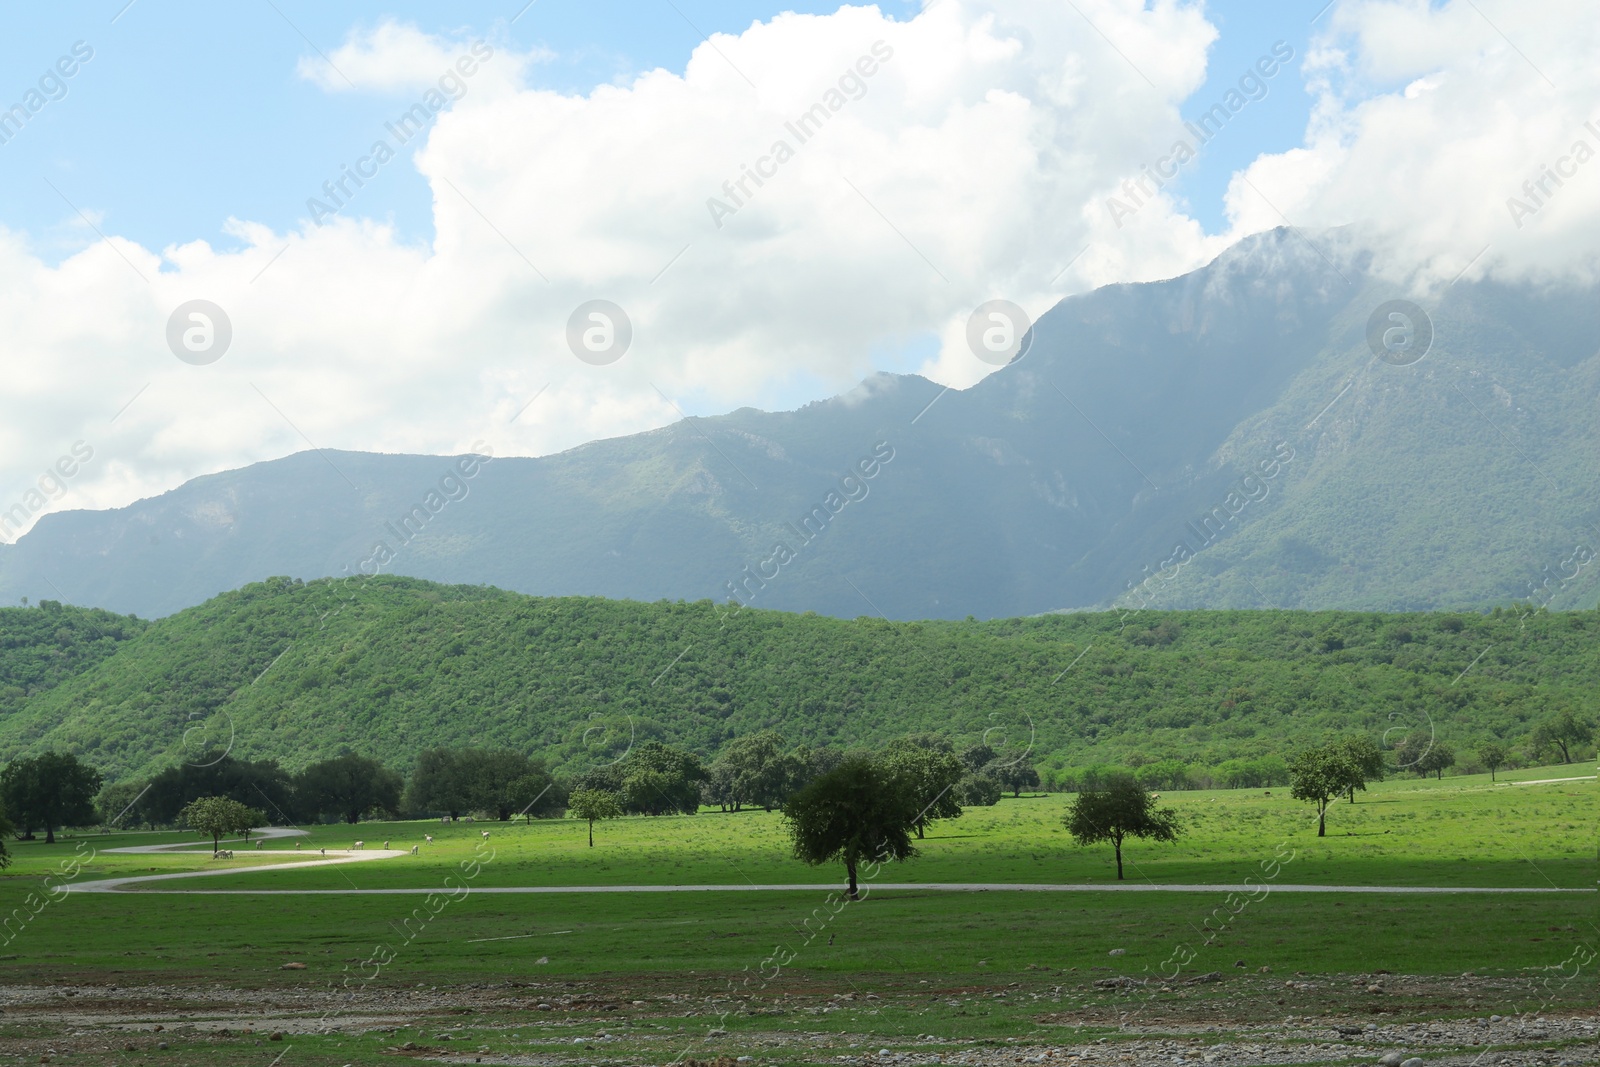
[1224,0,1600,288]
[4,0,1597,545]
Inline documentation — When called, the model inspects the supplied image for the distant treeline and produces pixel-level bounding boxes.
[89,731,1041,828]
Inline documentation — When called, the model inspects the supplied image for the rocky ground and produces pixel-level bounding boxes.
[0,972,1593,1065]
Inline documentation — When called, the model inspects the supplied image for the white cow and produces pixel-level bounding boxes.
[353,840,364,850]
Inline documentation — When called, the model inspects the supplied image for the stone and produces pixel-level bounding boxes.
[1377,1053,1404,1066]
[1109,948,1126,956]
[1401,1060,1423,1067]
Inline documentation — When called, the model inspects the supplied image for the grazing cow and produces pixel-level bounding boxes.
[481,830,490,838]
[256,841,263,849]
[295,841,302,850]
[382,840,390,849]
[354,840,364,850]
[411,845,419,856]
[424,834,434,843]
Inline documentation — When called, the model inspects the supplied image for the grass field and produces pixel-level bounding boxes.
[0,769,1592,1065]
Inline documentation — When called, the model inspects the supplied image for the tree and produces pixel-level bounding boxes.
[406,748,473,819]
[1063,773,1180,879]
[995,754,1042,797]
[0,804,11,868]
[140,755,294,826]
[294,754,402,824]
[0,752,103,843]
[1287,744,1364,837]
[1391,730,1434,775]
[567,788,621,847]
[179,796,264,852]
[1531,709,1593,764]
[706,731,797,811]
[782,756,920,900]
[1335,735,1387,802]
[469,750,554,821]
[1477,740,1507,781]
[1416,742,1456,780]
[882,736,964,839]
[508,773,564,821]
[961,772,1002,806]
[615,741,706,816]
[95,780,152,829]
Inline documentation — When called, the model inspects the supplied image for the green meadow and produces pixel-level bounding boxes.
[0,770,1591,1066]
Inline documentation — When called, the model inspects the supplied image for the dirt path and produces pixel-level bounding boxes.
[71,827,408,893]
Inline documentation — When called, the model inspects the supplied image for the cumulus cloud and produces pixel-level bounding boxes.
[297,18,543,97]
[4,0,1597,544]
[1223,0,1600,288]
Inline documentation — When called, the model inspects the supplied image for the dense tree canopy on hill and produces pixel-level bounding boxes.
[0,576,1594,784]
[0,602,146,719]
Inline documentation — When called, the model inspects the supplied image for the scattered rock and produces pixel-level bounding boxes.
[1108,949,1126,957]
[1377,1053,1404,1066]
[1401,1059,1423,1067]
[269,1031,283,1041]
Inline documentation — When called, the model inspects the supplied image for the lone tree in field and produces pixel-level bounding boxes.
[179,796,264,853]
[1287,744,1364,836]
[782,756,920,899]
[1415,742,1456,780]
[1335,734,1387,802]
[1531,709,1593,764]
[1063,773,1180,879]
[1476,740,1508,781]
[567,788,621,847]
[881,736,965,839]
[0,752,102,844]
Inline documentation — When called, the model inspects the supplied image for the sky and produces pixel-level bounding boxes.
[1,0,1597,538]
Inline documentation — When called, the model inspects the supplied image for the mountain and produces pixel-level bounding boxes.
[0,575,1588,783]
[3,228,1598,620]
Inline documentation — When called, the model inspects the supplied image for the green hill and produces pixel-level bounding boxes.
[0,575,1591,784]
[0,600,147,720]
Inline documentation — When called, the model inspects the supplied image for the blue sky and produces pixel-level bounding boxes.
[0,1,1319,256]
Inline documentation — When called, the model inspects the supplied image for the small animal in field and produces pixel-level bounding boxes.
[481,830,490,838]
[425,834,434,843]
[256,841,263,849]
[382,840,390,849]
[411,845,419,855]
[353,840,364,850]
[294,841,302,850]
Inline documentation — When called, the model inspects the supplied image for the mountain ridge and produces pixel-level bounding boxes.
[4,228,1598,619]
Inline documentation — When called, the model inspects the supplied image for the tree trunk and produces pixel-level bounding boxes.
[916,823,925,840]
[587,819,594,847]
[45,827,55,844]
[1317,800,1327,837]
[1113,834,1124,880]
[846,858,859,900]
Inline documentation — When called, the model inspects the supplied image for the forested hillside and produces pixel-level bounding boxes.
[0,576,1591,784]
[0,601,148,720]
